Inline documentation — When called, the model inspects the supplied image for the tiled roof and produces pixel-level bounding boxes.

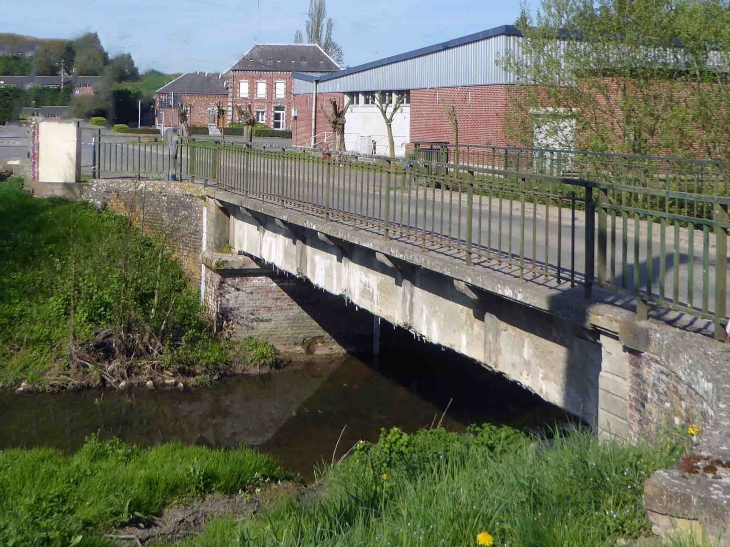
[230,44,339,73]
[156,72,228,95]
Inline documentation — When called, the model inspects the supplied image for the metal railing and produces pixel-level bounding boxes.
[92,137,730,340]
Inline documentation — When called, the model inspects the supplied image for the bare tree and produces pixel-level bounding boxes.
[320,96,351,151]
[235,103,256,142]
[296,0,343,65]
[443,104,459,167]
[215,102,227,141]
[176,103,189,139]
[374,91,406,158]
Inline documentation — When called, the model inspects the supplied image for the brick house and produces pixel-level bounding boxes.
[227,44,339,132]
[291,26,539,156]
[155,72,228,130]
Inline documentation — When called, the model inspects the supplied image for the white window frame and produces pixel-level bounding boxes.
[272,106,285,130]
[274,80,286,99]
[238,80,249,98]
[256,80,267,99]
[255,109,267,124]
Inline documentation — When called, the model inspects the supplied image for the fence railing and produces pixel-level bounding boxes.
[92,136,730,340]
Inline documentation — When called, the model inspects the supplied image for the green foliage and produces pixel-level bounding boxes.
[89,116,107,126]
[0,86,26,123]
[189,126,209,135]
[113,127,160,135]
[111,123,129,133]
[24,85,73,107]
[0,53,31,75]
[72,33,107,76]
[501,0,730,160]
[254,127,293,138]
[0,182,228,386]
[182,428,684,546]
[117,70,178,101]
[242,338,278,368]
[0,436,287,546]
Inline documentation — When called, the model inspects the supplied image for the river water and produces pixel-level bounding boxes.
[0,335,572,479]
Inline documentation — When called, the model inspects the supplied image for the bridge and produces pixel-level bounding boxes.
[29,123,730,540]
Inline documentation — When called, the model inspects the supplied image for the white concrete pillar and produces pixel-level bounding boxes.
[36,121,81,183]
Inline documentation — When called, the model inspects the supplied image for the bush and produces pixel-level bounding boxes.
[89,116,107,126]
[254,127,292,138]
[189,126,209,135]
[243,338,278,368]
[113,126,159,135]
[112,123,130,133]
[0,87,26,123]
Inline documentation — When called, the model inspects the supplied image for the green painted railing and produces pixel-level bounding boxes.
[93,137,729,340]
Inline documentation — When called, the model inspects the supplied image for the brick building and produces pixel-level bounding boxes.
[291,26,564,156]
[227,44,339,131]
[155,72,228,131]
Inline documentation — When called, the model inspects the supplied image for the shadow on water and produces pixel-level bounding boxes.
[0,325,574,480]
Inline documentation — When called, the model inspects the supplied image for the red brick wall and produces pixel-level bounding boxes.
[410,86,520,147]
[291,91,345,147]
[156,93,227,129]
[230,71,293,129]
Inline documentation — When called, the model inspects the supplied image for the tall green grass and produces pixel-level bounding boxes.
[178,426,686,547]
[0,436,288,546]
[0,179,228,386]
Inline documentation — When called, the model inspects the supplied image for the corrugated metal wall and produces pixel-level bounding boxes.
[293,35,523,95]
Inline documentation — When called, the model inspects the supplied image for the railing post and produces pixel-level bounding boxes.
[190,140,196,183]
[384,159,392,240]
[91,132,97,179]
[325,154,331,221]
[214,140,220,183]
[584,185,595,300]
[466,170,474,266]
[714,203,728,340]
[137,137,141,182]
[597,187,608,285]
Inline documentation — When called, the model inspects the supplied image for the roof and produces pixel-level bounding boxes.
[0,75,102,88]
[156,72,228,95]
[0,42,38,56]
[293,25,523,84]
[229,44,339,73]
[75,76,101,87]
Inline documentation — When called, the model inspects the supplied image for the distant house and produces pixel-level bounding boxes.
[0,42,38,57]
[228,44,339,132]
[155,72,228,131]
[0,74,101,96]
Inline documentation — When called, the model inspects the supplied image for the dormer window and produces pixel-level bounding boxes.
[300,56,305,61]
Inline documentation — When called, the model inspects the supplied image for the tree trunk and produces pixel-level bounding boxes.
[386,122,395,158]
[244,125,253,142]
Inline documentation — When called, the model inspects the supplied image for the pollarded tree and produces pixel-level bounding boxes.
[320,96,351,151]
[176,103,189,139]
[235,104,256,142]
[215,102,227,141]
[374,91,406,158]
[500,0,730,160]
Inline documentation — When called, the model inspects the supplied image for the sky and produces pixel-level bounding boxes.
[1,0,540,74]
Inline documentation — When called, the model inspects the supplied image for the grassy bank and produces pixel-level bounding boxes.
[0,436,288,546]
[172,426,689,547]
[0,179,275,389]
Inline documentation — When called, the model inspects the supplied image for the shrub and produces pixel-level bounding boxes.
[254,127,292,138]
[243,338,278,368]
[89,116,107,126]
[189,126,209,135]
[112,123,130,133]
[113,127,159,135]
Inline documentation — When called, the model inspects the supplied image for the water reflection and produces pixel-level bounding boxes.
[0,334,573,479]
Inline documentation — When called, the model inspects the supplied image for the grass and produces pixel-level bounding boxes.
[167,425,688,547]
[0,436,289,546]
[0,179,277,388]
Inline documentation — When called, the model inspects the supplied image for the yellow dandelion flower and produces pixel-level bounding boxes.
[381,473,388,481]
[688,424,700,437]
[476,531,494,546]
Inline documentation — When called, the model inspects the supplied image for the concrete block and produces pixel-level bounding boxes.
[38,121,81,183]
[598,371,629,399]
[599,388,628,421]
[598,410,629,441]
[600,335,629,379]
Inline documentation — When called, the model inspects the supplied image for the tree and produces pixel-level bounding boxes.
[235,104,256,142]
[500,0,730,160]
[374,91,406,157]
[33,40,70,76]
[320,96,350,151]
[444,104,459,167]
[296,0,344,65]
[177,104,190,138]
[215,102,227,141]
[105,54,138,83]
[294,30,304,44]
[73,32,107,75]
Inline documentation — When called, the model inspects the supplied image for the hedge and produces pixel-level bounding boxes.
[254,128,291,138]
[90,117,107,127]
[115,127,160,135]
[112,124,130,133]
[186,126,292,139]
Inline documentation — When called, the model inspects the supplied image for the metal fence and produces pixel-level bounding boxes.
[92,137,730,340]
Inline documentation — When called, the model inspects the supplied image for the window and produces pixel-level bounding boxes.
[238,80,249,98]
[255,109,266,124]
[256,81,267,99]
[274,80,285,99]
[273,106,285,129]
[347,92,360,105]
[363,92,376,105]
[382,91,393,105]
[399,91,410,105]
